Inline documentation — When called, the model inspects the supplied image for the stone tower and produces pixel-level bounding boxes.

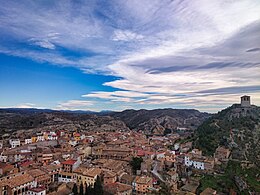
[241,95,251,107]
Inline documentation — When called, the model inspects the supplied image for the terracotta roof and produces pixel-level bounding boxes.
[120,173,133,183]
[20,160,34,167]
[0,173,34,188]
[62,159,77,165]
[84,168,101,177]
[0,162,13,169]
[37,174,51,182]
[73,166,88,174]
[74,167,101,178]
[104,182,132,194]
[135,176,152,184]
[104,170,116,178]
[29,187,46,192]
[27,169,45,178]
[137,150,145,156]
[42,164,62,172]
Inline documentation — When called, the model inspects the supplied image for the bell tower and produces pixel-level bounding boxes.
[240,95,251,107]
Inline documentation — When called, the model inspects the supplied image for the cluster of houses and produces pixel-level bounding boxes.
[0,128,231,195]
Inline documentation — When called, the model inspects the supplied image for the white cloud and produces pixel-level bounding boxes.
[0,103,47,109]
[1,0,260,112]
[112,30,144,41]
[56,100,94,110]
[33,40,55,49]
[29,37,56,49]
[15,103,36,108]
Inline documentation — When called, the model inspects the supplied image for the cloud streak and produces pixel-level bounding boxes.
[1,0,260,112]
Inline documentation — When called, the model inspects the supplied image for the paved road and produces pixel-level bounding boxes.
[151,160,165,182]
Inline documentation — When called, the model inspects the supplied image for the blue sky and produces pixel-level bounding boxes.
[0,0,260,112]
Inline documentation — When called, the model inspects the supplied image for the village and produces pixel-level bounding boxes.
[0,125,233,195]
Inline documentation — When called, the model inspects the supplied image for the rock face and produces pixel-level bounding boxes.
[109,108,210,134]
[0,108,210,135]
[195,104,260,165]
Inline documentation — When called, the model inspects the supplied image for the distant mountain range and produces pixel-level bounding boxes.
[0,108,113,114]
[0,108,210,135]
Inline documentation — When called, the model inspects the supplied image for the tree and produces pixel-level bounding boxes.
[85,184,92,195]
[72,183,78,195]
[163,128,172,135]
[93,176,103,195]
[79,182,84,195]
[84,183,88,195]
[130,157,143,175]
[158,182,172,195]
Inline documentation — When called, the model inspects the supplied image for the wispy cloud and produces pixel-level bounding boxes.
[112,30,144,41]
[1,0,260,112]
[56,100,94,110]
[15,103,36,109]
[0,103,44,109]
[246,48,260,52]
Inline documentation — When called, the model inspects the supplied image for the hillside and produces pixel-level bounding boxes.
[0,109,129,134]
[110,108,210,134]
[0,108,210,135]
[195,104,260,165]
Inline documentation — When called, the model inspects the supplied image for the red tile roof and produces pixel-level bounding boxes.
[61,159,77,165]
[137,150,145,156]
[20,160,34,167]
[29,187,45,192]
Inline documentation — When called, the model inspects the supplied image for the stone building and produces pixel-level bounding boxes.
[241,95,251,107]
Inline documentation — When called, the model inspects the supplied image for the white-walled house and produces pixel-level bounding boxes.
[46,131,58,140]
[0,152,7,162]
[184,152,215,171]
[174,143,180,151]
[25,138,32,145]
[184,155,205,170]
[69,140,77,147]
[58,172,76,183]
[156,152,165,160]
[0,172,37,195]
[37,135,45,142]
[9,139,20,148]
[80,134,86,140]
[85,136,94,143]
[47,134,57,141]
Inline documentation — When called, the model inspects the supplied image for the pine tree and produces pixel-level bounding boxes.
[72,183,78,195]
[80,182,84,195]
[93,176,103,195]
[86,184,93,195]
[84,183,88,195]
[130,157,143,175]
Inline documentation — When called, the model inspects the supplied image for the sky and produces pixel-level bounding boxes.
[0,0,260,113]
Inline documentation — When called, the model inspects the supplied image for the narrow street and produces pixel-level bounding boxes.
[151,160,165,182]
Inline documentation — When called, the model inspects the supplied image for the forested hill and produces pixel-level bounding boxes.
[195,104,260,164]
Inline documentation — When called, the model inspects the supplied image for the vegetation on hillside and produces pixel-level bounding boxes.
[198,160,260,194]
[130,157,143,175]
[195,105,260,160]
